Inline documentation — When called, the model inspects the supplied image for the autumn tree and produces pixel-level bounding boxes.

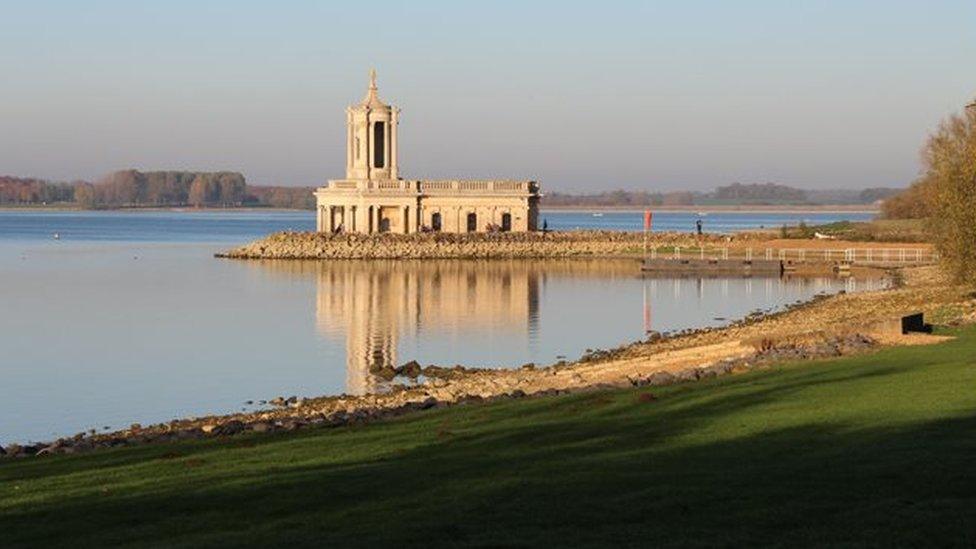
[880,178,934,220]
[73,182,95,209]
[922,106,976,281]
[188,175,212,207]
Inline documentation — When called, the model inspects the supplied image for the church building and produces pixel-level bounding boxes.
[315,70,540,234]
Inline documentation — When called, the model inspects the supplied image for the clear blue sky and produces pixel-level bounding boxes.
[1,0,973,191]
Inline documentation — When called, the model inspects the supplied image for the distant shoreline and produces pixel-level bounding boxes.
[0,205,307,213]
[542,205,879,214]
[1,204,879,214]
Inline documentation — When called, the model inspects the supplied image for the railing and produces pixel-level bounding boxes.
[647,247,939,265]
[324,179,538,194]
[419,180,536,194]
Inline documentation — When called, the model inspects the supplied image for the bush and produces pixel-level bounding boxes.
[880,178,934,220]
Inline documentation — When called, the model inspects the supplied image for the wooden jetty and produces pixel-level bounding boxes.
[642,258,783,275]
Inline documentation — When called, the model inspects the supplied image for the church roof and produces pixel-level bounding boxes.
[358,69,390,110]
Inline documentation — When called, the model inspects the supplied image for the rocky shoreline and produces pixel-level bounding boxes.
[215,230,721,260]
[0,332,876,459]
[4,265,971,459]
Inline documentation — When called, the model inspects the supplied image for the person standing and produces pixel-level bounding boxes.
[696,218,703,236]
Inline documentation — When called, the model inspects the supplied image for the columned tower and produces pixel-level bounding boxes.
[346,69,399,181]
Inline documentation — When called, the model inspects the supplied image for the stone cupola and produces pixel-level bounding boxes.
[345,69,399,180]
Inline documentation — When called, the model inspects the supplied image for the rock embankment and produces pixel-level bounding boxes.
[216,231,716,260]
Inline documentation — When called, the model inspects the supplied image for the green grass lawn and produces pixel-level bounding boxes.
[3,327,976,548]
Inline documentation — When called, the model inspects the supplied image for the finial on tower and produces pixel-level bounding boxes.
[359,68,389,109]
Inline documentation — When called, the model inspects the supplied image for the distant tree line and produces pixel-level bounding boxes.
[245,185,316,209]
[0,171,316,209]
[543,190,694,207]
[543,183,901,208]
[0,176,83,205]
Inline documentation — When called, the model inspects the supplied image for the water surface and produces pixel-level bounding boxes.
[0,210,881,443]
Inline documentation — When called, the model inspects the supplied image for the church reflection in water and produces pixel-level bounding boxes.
[315,260,545,394]
[247,259,638,395]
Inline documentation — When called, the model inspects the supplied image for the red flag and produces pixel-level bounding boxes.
[643,210,653,232]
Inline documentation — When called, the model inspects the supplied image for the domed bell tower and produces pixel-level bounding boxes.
[346,69,399,181]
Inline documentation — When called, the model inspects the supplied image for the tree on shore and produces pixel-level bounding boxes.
[922,107,976,281]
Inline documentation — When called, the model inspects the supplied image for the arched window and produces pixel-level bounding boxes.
[501,213,512,232]
[466,212,477,232]
[431,212,442,231]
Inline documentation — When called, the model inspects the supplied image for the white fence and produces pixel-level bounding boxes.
[649,247,939,265]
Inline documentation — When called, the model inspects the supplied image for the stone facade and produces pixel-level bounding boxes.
[315,70,540,234]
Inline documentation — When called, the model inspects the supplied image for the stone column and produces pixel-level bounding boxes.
[345,110,353,174]
[365,113,373,180]
[384,121,391,173]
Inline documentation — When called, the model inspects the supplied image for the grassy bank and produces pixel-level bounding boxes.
[3,326,975,547]
[777,219,928,242]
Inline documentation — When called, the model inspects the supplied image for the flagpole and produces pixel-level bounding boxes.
[642,210,652,258]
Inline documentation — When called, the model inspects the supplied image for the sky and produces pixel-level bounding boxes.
[1,1,974,192]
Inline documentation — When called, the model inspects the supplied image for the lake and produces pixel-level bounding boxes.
[0,210,881,444]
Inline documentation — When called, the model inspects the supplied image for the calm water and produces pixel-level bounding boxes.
[0,210,880,443]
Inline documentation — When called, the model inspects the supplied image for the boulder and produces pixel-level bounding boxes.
[674,369,700,382]
[35,444,62,457]
[219,421,245,436]
[280,420,303,431]
[645,371,676,386]
[399,360,423,378]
